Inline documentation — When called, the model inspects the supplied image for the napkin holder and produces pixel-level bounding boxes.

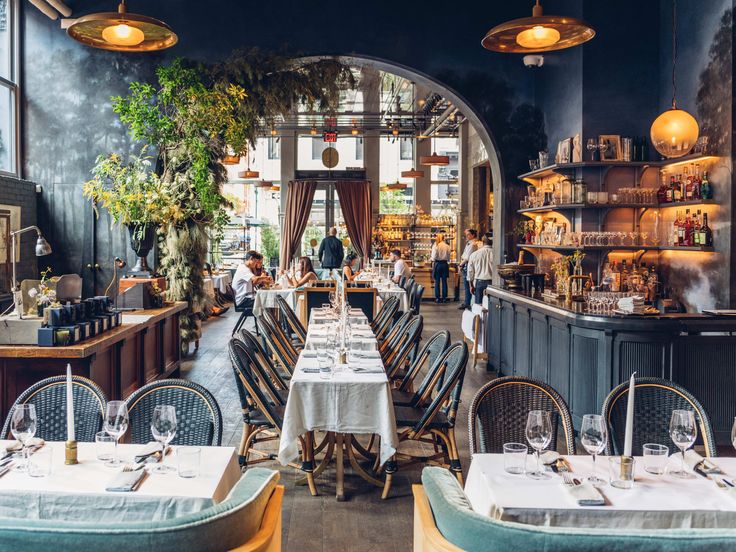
[65,440,78,465]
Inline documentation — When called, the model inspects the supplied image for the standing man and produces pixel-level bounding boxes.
[318,227,344,271]
[430,233,452,303]
[458,228,480,310]
[389,249,411,284]
[232,250,273,309]
[467,235,493,305]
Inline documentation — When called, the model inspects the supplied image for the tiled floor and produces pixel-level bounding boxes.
[182,299,491,552]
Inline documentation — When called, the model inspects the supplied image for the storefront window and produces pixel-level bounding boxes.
[379,137,413,214]
[430,137,459,216]
[0,0,18,175]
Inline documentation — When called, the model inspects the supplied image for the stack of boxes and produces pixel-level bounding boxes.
[37,296,123,347]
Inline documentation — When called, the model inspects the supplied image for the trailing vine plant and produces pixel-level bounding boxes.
[98,49,353,344]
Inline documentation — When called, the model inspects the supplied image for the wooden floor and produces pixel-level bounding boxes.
[182,299,490,552]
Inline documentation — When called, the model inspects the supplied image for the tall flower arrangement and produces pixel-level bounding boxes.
[90,51,353,344]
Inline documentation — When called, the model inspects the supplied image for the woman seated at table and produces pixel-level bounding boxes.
[283,256,318,287]
[342,252,361,282]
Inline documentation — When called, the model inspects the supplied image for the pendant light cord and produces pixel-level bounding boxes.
[671,0,678,109]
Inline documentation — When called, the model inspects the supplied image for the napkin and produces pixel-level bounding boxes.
[5,438,44,452]
[684,449,723,474]
[351,359,384,373]
[564,481,606,506]
[105,469,147,492]
[540,451,560,465]
[134,442,163,463]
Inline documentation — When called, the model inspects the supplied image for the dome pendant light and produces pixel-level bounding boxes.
[68,0,177,52]
[237,150,260,179]
[650,0,699,159]
[401,168,425,178]
[482,0,595,53]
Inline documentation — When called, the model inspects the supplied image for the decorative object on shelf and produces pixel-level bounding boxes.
[481,0,595,53]
[127,223,156,277]
[572,134,582,162]
[28,267,57,317]
[650,0,699,159]
[322,146,339,168]
[538,150,549,168]
[67,0,177,52]
[555,138,572,164]
[598,135,622,161]
[586,137,600,161]
[9,225,53,320]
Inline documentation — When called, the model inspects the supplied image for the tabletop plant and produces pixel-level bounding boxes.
[88,50,353,344]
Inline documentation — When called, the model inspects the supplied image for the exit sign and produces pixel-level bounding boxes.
[323,131,338,142]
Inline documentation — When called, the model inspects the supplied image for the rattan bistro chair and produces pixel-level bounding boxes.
[125,379,223,446]
[229,284,258,337]
[468,376,576,456]
[385,315,423,380]
[602,377,717,457]
[371,296,399,340]
[258,313,298,375]
[412,284,425,315]
[392,330,451,404]
[392,342,469,484]
[236,330,289,405]
[276,294,306,346]
[1,375,107,442]
[379,311,413,353]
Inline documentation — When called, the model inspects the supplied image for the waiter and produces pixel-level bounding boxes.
[458,228,479,310]
[318,227,344,270]
[430,233,452,303]
[467,235,493,305]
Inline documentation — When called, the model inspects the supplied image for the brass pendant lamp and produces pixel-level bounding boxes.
[650,0,699,158]
[401,168,425,178]
[68,0,177,52]
[481,0,595,53]
[237,151,260,179]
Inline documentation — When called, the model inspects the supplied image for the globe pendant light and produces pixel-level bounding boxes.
[68,0,177,52]
[650,0,699,159]
[481,0,595,53]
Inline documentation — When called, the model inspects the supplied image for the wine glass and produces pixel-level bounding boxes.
[586,138,598,161]
[669,409,697,478]
[580,414,607,486]
[10,404,37,472]
[598,139,609,158]
[150,405,177,473]
[525,410,552,479]
[104,401,129,467]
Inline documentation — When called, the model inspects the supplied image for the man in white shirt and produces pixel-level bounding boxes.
[458,228,480,310]
[232,251,273,308]
[389,249,411,284]
[430,234,452,303]
[467,235,494,305]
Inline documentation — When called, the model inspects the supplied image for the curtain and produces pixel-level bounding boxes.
[279,180,317,270]
[335,180,372,262]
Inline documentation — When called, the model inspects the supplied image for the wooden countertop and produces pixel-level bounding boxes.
[0,302,187,359]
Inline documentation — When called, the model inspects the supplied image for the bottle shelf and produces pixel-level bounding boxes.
[517,203,657,214]
[656,200,717,208]
[517,244,715,253]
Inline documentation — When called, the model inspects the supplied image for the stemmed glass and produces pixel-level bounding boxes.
[586,138,598,161]
[525,410,552,479]
[669,410,697,478]
[10,404,37,472]
[104,401,129,467]
[150,405,177,473]
[580,414,607,486]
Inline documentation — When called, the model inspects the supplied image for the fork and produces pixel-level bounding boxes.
[122,463,145,472]
[562,472,578,486]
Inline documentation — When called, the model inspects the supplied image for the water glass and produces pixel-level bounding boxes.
[525,410,552,479]
[177,446,201,478]
[503,443,528,475]
[319,354,334,380]
[151,405,177,474]
[609,456,636,489]
[642,443,669,475]
[669,409,697,478]
[28,447,53,478]
[95,431,115,462]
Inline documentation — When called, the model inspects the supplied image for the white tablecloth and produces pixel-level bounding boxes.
[278,314,398,467]
[253,288,298,316]
[0,441,241,522]
[376,286,410,312]
[465,453,736,529]
[211,273,232,293]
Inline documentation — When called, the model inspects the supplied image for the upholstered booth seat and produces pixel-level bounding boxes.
[415,467,736,552]
[0,468,282,552]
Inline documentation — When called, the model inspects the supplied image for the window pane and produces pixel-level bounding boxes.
[0,84,14,173]
[267,137,280,160]
[0,0,9,81]
[399,138,413,160]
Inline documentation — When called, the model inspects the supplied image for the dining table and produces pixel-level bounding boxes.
[277,308,398,501]
[0,441,241,522]
[253,286,299,317]
[465,453,736,530]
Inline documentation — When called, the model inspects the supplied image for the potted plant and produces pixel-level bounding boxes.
[27,267,58,317]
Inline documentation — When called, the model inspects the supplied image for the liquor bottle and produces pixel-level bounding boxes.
[693,210,702,245]
[657,172,668,203]
[683,209,693,246]
[684,167,694,200]
[601,262,614,291]
[700,171,712,200]
[673,210,681,246]
[699,213,713,247]
[620,260,629,292]
[666,176,675,203]
[610,262,621,292]
[647,265,659,303]
[692,164,702,200]
[641,136,650,161]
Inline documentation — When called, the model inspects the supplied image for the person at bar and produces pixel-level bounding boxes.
[467,234,494,305]
[342,252,361,282]
[389,249,411,284]
[232,250,273,310]
[283,256,319,287]
[458,228,480,310]
[318,226,344,270]
[431,233,451,303]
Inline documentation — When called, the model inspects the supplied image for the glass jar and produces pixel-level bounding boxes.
[572,180,587,204]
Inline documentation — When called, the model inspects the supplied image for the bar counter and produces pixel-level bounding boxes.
[484,286,736,444]
[0,302,187,417]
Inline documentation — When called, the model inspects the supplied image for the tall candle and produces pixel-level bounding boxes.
[623,372,636,457]
[66,363,75,442]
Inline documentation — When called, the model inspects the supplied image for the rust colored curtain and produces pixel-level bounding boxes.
[280,180,317,270]
[335,180,372,261]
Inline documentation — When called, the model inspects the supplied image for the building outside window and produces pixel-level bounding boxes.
[379,137,414,214]
[0,0,19,175]
[430,137,459,216]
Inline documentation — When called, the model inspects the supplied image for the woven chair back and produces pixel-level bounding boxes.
[602,377,717,457]
[468,376,575,455]
[386,315,423,378]
[236,329,288,391]
[276,295,306,342]
[125,379,223,446]
[399,330,452,397]
[1,376,107,442]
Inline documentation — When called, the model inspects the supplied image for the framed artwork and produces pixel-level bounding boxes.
[556,138,572,164]
[598,135,622,161]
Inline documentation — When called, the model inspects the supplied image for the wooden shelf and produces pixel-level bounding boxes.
[657,200,717,208]
[518,244,715,253]
[517,203,657,214]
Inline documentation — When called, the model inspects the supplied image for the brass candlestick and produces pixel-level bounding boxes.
[619,455,633,481]
[65,440,78,465]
